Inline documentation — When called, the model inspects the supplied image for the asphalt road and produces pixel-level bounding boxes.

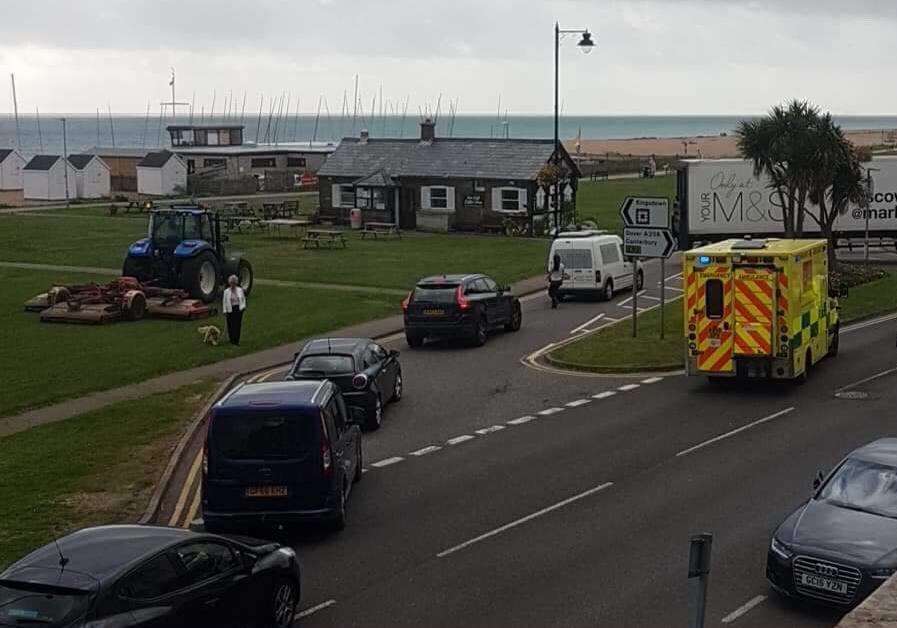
[191,255,897,627]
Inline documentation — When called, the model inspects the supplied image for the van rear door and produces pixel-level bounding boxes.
[693,268,735,373]
[733,268,775,356]
[553,242,594,289]
[206,408,326,513]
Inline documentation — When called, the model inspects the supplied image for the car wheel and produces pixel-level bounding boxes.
[828,325,840,358]
[366,393,383,431]
[353,442,363,483]
[331,483,347,531]
[472,316,488,347]
[602,280,614,302]
[505,302,522,332]
[267,577,299,628]
[405,333,423,349]
[391,369,403,402]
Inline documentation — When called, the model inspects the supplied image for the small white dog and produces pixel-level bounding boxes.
[198,325,222,346]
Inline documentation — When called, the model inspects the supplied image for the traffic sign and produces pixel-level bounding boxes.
[624,227,676,258]
[620,196,670,229]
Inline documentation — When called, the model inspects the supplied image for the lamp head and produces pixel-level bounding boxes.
[578,31,595,54]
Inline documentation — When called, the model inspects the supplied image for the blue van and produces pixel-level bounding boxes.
[202,380,363,532]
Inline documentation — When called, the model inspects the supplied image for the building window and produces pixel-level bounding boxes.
[286,157,306,168]
[357,187,386,210]
[203,158,226,169]
[338,185,355,208]
[207,130,220,146]
[251,158,276,169]
[230,129,243,145]
[430,187,448,209]
[492,186,527,213]
[501,189,521,211]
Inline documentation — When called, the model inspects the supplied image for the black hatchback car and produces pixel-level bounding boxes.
[287,337,402,431]
[0,524,300,628]
[203,380,363,533]
[402,274,522,347]
[767,438,897,607]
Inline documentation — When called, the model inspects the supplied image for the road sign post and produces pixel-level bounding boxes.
[660,257,665,339]
[688,533,713,628]
[632,259,638,338]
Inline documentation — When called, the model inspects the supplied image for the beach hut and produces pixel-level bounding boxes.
[24,155,74,201]
[68,154,111,199]
[137,150,188,196]
[0,149,26,205]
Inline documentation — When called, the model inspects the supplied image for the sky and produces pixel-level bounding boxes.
[1,0,896,115]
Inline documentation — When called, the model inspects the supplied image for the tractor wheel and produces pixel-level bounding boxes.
[122,257,150,283]
[123,290,147,321]
[237,259,254,296]
[181,251,220,303]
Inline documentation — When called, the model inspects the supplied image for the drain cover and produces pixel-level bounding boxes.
[836,390,870,400]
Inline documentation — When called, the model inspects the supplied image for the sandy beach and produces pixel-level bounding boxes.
[567,129,897,159]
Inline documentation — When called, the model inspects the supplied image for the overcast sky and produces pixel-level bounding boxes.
[1,0,895,115]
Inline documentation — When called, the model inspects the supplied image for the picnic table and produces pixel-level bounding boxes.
[303,229,347,249]
[361,221,401,239]
[224,215,263,232]
[263,218,310,238]
[262,202,299,220]
[221,201,250,214]
[108,201,153,216]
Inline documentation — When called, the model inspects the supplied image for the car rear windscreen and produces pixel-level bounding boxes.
[296,354,354,375]
[211,413,316,460]
[413,285,459,303]
[0,583,90,626]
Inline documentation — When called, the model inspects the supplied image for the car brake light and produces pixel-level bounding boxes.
[456,285,470,310]
[352,373,369,390]
[401,291,412,311]
[320,416,332,477]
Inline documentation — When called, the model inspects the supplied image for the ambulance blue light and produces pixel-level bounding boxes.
[698,255,711,265]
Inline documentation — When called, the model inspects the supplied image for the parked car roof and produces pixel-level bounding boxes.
[219,380,329,410]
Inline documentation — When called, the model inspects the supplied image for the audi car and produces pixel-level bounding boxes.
[0,524,300,628]
[767,438,897,607]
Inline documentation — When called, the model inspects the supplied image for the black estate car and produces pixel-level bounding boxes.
[767,438,897,607]
[287,338,402,431]
[204,380,363,532]
[0,524,300,628]
[402,274,522,347]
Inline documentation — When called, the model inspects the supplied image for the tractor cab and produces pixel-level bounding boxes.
[124,207,253,303]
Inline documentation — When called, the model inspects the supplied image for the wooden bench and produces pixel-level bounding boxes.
[263,218,310,238]
[224,215,263,232]
[303,229,347,249]
[108,201,153,216]
[361,221,401,239]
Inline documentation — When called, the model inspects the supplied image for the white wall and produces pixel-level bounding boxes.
[24,161,72,200]
[161,156,187,194]
[78,158,111,199]
[0,152,25,190]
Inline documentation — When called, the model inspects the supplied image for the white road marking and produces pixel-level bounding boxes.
[834,366,897,393]
[618,384,640,391]
[447,435,475,445]
[566,399,591,407]
[665,286,684,292]
[538,407,564,416]
[295,599,337,620]
[507,415,537,426]
[676,407,795,457]
[664,272,683,282]
[641,294,661,301]
[593,391,617,399]
[641,377,664,384]
[169,449,203,527]
[603,316,622,322]
[409,445,442,456]
[371,456,404,468]
[361,468,368,474]
[257,368,281,382]
[721,595,767,624]
[571,313,606,335]
[182,483,202,529]
[475,425,506,435]
[842,312,897,334]
[437,482,614,558]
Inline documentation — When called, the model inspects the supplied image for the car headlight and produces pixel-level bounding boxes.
[770,537,794,561]
[870,567,896,579]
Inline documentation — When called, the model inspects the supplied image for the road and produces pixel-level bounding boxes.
[175,255,897,626]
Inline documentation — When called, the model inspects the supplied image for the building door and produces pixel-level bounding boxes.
[399,187,416,229]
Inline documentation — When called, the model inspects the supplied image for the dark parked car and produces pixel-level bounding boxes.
[0,524,300,628]
[287,338,402,431]
[767,438,897,607]
[203,380,363,533]
[402,274,522,347]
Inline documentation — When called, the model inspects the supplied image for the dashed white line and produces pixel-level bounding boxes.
[566,399,591,408]
[571,312,606,335]
[665,286,684,292]
[437,482,614,558]
[295,599,336,620]
[447,435,475,445]
[592,391,617,399]
[507,415,537,426]
[676,407,795,457]
[641,294,661,301]
[618,384,640,391]
[409,445,442,457]
[371,456,404,468]
[538,407,564,416]
[641,377,663,384]
[475,425,506,435]
[721,595,767,624]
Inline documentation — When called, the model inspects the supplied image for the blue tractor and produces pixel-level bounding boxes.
[123,207,254,303]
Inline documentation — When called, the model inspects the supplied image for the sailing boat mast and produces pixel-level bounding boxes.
[10,74,21,150]
[36,106,43,152]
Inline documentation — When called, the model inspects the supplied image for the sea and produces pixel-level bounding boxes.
[2,114,897,157]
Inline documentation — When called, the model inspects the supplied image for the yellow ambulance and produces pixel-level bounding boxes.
[683,238,842,380]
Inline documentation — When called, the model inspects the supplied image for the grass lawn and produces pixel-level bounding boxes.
[548,267,897,373]
[576,176,676,234]
[0,380,217,569]
[1,268,399,417]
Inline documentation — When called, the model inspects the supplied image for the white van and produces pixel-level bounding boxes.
[548,231,644,300]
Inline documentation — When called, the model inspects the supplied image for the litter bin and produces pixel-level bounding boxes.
[350,208,363,230]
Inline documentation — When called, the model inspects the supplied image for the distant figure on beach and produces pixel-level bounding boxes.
[649,154,657,178]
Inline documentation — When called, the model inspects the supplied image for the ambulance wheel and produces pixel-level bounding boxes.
[798,350,813,384]
[828,325,840,358]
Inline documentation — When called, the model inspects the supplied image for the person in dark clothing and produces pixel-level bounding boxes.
[222,274,246,346]
[547,253,565,309]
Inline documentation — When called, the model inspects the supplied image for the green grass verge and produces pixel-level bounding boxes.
[577,176,676,234]
[548,268,897,373]
[0,380,217,569]
[1,268,399,417]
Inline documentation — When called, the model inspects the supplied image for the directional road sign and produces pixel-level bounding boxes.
[620,196,670,229]
[623,227,676,258]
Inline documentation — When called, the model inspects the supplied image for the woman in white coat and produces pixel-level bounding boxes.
[222,275,246,346]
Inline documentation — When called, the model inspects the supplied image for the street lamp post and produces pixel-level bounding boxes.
[553,22,594,237]
[60,117,70,208]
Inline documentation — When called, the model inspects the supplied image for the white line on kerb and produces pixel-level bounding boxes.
[571,312,606,335]
[676,408,795,457]
[641,377,663,384]
[618,384,640,391]
[507,416,537,426]
[593,391,617,399]
[538,407,564,416]
[475,425,506,435]
[169,450,203,527]
[409,445,442,456]
[371,456,404,468]
[566,399,591,408]
[295,599,336,620]
[447,435,475,445]
[437,482,614,558]
[721,595,767,624]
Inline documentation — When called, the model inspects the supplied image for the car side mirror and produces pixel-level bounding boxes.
[813,470,825,491]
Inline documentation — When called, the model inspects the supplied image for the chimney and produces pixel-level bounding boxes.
[360,129,369,144]
[420,118,436,143]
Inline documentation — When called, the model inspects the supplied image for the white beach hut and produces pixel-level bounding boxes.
[24,155,74,201]
[137,151,187,196]
[0,149,26,205]
[68,154,111,199]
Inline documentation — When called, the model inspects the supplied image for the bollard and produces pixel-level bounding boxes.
[687,533,713,628]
